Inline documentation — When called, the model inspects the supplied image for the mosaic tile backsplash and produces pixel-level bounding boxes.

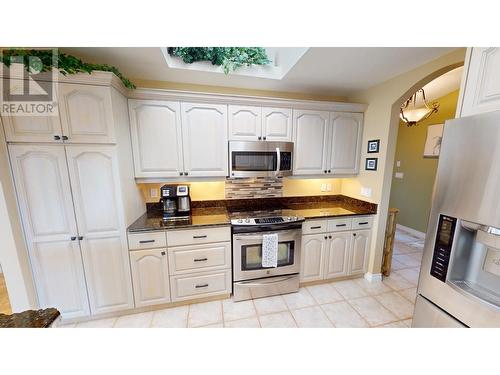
[225,177,283,199]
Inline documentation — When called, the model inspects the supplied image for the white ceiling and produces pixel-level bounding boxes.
[62,47,458,97]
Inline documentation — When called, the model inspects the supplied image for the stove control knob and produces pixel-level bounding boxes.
[287,217,292,221]
[245,218,250,223]
[237,219,243,223]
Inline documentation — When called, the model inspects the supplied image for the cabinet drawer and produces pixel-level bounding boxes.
[168,242,231,275]
[128,231,167,250]
[352,216,373,230]
[170,270,231,302]
[167,226,231,247]
[302,220,328,234]
[327,218,352,232]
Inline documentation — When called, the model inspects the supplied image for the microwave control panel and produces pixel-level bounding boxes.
[430,215,457,282]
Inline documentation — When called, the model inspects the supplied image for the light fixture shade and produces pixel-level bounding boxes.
[400,88,439,127]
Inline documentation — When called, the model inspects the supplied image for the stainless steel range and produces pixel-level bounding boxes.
[231,213,304,301]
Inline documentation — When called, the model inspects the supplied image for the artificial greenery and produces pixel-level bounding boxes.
[0,49,136,89]
[168,47,270,74]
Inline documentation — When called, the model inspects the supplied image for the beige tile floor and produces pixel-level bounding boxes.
[57,229,423,328]
[0,273,13,315]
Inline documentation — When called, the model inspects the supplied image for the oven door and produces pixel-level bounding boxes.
[229,141,293,178]
[233,229,301,282]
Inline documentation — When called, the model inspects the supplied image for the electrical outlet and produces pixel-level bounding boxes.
[320,183,327,192]
[361,187,372,198]
[326,183,332,191]
[395,172,404,179]
[396,161,401,167]
[150,188,159,198]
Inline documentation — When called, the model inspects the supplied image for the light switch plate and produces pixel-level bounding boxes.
[361,187,372,198]
[150,188,159,198]
[396,161,401,167]
[320,183,327,192]
[395,172,404,179]
[326,183,332,191]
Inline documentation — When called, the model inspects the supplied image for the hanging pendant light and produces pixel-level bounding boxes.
[400,88,440,127]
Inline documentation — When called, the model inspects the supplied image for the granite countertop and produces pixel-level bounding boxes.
[128,195,377,232]
[0,308,60,328]
[128,207,230,232]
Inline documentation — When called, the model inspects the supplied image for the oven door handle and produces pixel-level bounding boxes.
[234,230,300,240]
[275,147,281,176]
[236,274,298,287]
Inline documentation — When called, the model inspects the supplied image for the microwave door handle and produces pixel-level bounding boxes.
[275,147,281,176]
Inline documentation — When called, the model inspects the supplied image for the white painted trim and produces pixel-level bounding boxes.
[128,88,368,113]
[364,272,383,282]
[396,224,426,239]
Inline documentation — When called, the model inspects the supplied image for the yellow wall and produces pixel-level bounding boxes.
[341,48,466,276]
[389,90,459,233]
[138,178,343,203]
[132,79,347,102]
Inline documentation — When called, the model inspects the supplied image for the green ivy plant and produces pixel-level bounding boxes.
[0,49,136,89]
[168,47,271,74]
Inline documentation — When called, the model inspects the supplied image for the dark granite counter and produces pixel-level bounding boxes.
[128,195,376,232]
[0,308,60,328]
[128,207,230,233]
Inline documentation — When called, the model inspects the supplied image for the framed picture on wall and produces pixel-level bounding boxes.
[423,123,444,157]
[367,139,380,153]
[365,158,378,171]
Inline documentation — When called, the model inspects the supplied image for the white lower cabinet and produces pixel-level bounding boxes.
[349,230,370,276]
[300,218,371,282]
[130,248,171,308]
[170,270,232,302]
[325,232,351,279]
[300,234,327,282]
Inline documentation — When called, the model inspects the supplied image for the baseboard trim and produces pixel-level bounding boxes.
[396,224,426,239]
[364,272,382,282]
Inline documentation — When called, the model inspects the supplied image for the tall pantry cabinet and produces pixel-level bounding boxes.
[2,73,144,319]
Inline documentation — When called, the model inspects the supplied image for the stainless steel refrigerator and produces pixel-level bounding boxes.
[413,110,500,327]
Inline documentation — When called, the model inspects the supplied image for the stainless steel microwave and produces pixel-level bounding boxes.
[229,141,293,178]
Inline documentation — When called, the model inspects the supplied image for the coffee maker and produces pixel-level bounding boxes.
[160,184,191,221]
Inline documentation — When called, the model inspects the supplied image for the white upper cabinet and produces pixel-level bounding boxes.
[8,145,90,319]
[328,112,363,174]
[262,107,292,141]
[349,230,370,276]
[293,110,330,175]
[228,105,262,141]
[58,83,116,143]
[2,115,63,143]
[66,145,134,315]
[460,48,500,116]
[130,248,171,308]
[128,100,184,178]
[181,102,228,177]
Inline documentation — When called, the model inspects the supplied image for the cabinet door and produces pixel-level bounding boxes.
[300,234,327,282]
[130,249,171,308]
[8,145,89,319]
[58,83,115,143]
[329,112,363,174]
[181,102,228,177]
[228,105,262,141]
[293,110,330,175]
[2,115,63,143]
[325,232,350,279]
[66,145,134,315]
[349,230,370,276]
[128,100,184,178]
[262,107,292,141]
[461,48,500,116]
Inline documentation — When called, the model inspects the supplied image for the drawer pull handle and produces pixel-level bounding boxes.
[193,235,208,239]
[194,258,208,262]
[310,226,322,229]
[358,222,369,225]
[139,239,155,243]
[336,224,347,227]
[195,283,209,288]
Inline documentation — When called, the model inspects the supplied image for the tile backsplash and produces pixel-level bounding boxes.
[225,177,283,199]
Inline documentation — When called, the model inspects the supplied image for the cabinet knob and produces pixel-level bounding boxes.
[78,236,83,240]
[263,136,267,140]
[184,172,188,176]
[329,235,332,239]
[353,233,357,237]
[258,136,262,140]
[324,236,328,239]
[62,135,69,141]
[70,236,76,241]
[53,135,61,141]
[324,170,327,174]
[179,172,183,176]
[328,170,331,173]
[161,251,166,256]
